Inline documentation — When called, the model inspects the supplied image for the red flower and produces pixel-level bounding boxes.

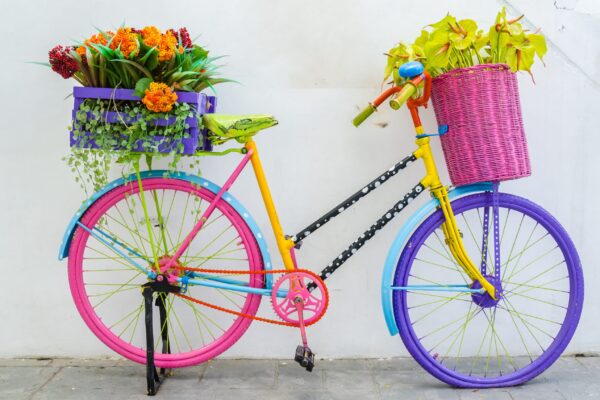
[49,45,79,79]
[168,27,192,48]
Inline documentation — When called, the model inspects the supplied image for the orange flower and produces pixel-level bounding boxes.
[76,32,112,58]
[86,32,110,47]
[141,26,177,61]
[109,27,139,58]
[142,82,178,112]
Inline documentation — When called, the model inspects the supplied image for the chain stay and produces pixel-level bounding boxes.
[171,266,328,327]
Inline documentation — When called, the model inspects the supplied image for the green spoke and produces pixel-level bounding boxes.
[112,202,148,254]
[415,257,465,273]
[102,210,153,256]
[504,290,567,310]
[501,297,533,362]
[469,310,492,375]
[503,297,547,352]
[121,195,151,257]
[505,260,566,299]
[465,210,494,275]
[432,230,468,284]
[502,222,538,281]
[504,276,569,296]
[113,300,144,336]
[127,301,145,344]
[438,302,476,364]
[504,213,526,276]
[88,286,139,298]
[496,304,562,325]
[85,233,144,271]
[169,299,194,351]
[175,193,192,247]
[184,223,236,265]
[181,297,206,346]
[180,297,216,342]
[90,271,144,309]
[83,246,139,270]
[418,308,477,341]
[411,292,466,326]
[510,248,559,281]
[189,236,244,269]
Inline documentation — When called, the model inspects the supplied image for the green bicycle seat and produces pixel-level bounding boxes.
[203,114,278,144]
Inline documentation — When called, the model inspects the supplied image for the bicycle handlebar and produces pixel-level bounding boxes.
[352,76,422,127]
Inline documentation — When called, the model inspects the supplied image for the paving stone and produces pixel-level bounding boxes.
[458,388,514,400]
[199,359,278,390]
[0,358,53,367]
[49,358,121,367]
[277,361,325,389]
[30,365,146,400]
[0,357,597,399]
[0,366,60,400]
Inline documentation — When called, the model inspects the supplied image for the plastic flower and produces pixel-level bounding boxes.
[168,27,193,48]
[141,26,177,61]
[142,82,178,112]
[49,45,79,79]
[109,27,139,58]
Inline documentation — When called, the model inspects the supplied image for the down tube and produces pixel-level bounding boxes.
[381,182,493,336]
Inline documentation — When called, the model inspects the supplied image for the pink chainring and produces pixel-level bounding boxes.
[271,271,328,325]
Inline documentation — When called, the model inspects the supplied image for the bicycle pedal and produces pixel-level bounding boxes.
[294,345,315,372]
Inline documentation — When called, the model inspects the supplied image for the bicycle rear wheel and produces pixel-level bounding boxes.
[68,177,264,368]
[393,192,583,387]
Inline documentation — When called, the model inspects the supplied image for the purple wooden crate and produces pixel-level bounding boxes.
[70,87,215,154]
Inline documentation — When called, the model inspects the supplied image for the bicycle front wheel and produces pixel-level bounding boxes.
[393,192,583,387]
[68,177,264,368]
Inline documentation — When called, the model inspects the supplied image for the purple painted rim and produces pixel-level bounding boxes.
[393,192,584,387]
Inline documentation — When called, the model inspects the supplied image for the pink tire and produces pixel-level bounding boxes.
[68,178,264,368]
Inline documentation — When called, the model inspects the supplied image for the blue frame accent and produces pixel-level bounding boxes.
[58,170,275,288]
[380,182,493,336]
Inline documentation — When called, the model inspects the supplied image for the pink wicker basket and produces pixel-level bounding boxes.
[431,64,531,186]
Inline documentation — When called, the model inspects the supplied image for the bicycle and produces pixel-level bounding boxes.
[59,61,583,389]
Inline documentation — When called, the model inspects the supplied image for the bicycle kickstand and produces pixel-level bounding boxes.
[142,277,179,396]
[293,297,315,372]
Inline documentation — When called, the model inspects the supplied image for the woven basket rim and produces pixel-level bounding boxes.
[433,63,512,82]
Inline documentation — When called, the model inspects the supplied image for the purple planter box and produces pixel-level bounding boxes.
[70,87,216,154]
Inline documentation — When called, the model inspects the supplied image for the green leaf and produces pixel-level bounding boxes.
[134,77,152,98]
[110,59,153,79]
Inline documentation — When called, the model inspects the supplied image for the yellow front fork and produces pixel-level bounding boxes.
[413,130,497,299]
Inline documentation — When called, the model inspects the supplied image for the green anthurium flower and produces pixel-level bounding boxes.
[448,19,478,50]
[527,33,548,61]
[429,14,458,32]
[424,30,452,69]
[414,30,429,49]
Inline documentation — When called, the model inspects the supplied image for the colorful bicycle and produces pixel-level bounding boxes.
[59,61,583,389]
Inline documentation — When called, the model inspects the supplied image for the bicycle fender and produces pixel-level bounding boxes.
[58,170,275,287]
[381,182,493,336]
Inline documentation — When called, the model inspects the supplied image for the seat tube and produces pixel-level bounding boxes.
[245,140,296,270]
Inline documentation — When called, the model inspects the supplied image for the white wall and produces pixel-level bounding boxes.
[1,0,599,359]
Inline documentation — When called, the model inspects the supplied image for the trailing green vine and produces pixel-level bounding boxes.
[65,97,201,195]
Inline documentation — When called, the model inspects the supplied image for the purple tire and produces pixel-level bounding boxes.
[393,192,583,387]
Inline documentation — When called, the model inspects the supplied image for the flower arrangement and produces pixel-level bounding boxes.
[383,7,547,82]
[46,26,228,194]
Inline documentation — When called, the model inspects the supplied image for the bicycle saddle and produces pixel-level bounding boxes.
[203,114,278,144]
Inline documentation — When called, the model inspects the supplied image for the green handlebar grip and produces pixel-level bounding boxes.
[389,84,417,110]
[352,104,376,127]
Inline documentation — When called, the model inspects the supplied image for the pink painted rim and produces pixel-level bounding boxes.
[68,178,264,368]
